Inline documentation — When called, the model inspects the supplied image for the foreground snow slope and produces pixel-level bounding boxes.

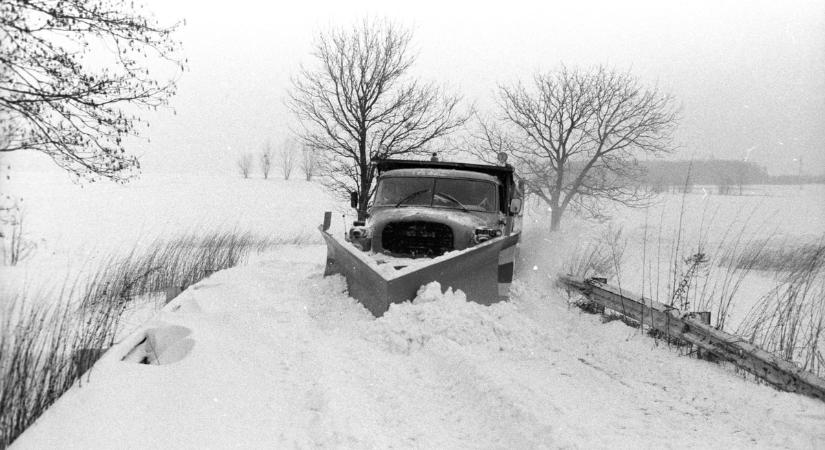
[14,243,825,449]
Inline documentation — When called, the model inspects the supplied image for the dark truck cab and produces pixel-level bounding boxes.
[349,159,523,257]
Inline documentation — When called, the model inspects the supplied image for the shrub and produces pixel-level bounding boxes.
[237,153,254,179]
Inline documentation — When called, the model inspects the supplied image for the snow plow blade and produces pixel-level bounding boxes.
[320,226,519,317]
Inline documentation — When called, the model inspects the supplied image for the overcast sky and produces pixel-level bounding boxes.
[123,0,824,176]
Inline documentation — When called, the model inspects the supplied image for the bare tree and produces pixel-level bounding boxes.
[300,144,317,181]
[237,153,253,179]
[279,138,297,180]
[0,0,184,181]
[260,140,273,179]
[491,66,679,231]
[288,19,468,221]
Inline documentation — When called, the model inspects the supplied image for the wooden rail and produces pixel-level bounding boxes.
[559,275,825,402]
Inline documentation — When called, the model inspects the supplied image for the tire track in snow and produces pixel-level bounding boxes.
[299,284,565,448]
[170,259,343,447]
[305,329,563,449]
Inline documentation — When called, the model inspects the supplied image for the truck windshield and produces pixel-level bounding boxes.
[374,177,497,212]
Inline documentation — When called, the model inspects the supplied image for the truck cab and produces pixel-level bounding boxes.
[349,159,523,257]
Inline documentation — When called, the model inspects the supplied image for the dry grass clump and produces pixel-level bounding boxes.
[687,228,770,331]
[641,223,825,374]
[81,230,312,304]
[718,238,825,273]
[563,196,825,377]
[0,230,305,447]
[737,242,825,376]
[563,225,626,281]
[0,294,124,448]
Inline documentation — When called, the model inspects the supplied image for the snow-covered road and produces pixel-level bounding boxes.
[13,245,825,449]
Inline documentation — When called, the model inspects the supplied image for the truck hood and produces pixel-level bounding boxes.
[367,206,495,230]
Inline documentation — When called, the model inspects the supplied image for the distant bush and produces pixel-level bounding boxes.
[0,230,311,447]
[280,139,298,180]
[716,177,733,195]
[237,153,254,179]
[300,145,317,182]
[0,196,34,266]
[648,178,667,194]
[641,159,771,191]
[641,159,824,190]
[260,141,274,180]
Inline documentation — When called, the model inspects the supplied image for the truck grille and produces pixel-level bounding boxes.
[381,221,454,257]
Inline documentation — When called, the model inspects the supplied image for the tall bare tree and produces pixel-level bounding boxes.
[0,0,184,181]
[288,19,467,221]
[260,140,273,179]
[279,138,297,180]
[492,66,679,230]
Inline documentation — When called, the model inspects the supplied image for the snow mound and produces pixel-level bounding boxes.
[366,282,547,355]
[412,281,467,304]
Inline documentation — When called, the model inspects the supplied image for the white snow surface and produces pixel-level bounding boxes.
[6,174,825,448]
[13,245,825,449]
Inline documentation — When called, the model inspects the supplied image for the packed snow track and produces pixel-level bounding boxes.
[13,245,825,449]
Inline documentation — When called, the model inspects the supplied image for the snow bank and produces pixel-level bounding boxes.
[11,246,825,449]
[367,282,545,356]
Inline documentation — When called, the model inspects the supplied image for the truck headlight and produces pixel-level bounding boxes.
[348,226,372,251]
[473,227,502,243]
[349,226,371,240]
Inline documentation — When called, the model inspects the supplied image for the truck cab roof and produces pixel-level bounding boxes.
[379,168,500,184]
[374,158,515,188]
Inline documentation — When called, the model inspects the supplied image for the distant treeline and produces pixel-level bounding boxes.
[640,160,824,193]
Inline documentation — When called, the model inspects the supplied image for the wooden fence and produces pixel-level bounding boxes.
[559,276,825,403]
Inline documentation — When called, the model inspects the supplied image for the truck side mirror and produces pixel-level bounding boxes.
[509,198,522,214]
[350,191,358,209]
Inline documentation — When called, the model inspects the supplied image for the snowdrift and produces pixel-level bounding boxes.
[12,245,825,449]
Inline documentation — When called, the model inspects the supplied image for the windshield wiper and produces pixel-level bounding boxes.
[435,192,468,211]
[395,189,429,207]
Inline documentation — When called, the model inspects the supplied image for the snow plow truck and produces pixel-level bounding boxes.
[320,157,523,316]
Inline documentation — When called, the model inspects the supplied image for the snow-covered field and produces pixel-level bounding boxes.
[540,184,825,331]
[4,172,825,448]
[1,171,340,256]
[0,172,340,296]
